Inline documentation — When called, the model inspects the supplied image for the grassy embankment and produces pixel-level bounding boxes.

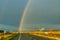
[0,33,19,40]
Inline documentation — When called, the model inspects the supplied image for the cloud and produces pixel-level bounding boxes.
[23,0,60,24]
[0,0,27,26]
[22,0,60,30]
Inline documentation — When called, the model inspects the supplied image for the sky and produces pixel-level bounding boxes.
[0,0,27,31]
[0,0,60,31]
[21,0,60,31]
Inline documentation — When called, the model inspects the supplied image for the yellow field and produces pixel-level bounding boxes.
[20,30,60,40]
[0,32,18,39]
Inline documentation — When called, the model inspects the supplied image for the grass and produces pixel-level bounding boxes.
[0,33,18,40]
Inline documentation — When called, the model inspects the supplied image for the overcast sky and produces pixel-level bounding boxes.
[0,0,27,26]
[0,0,60,31]
[22,0,60,30]
[0,0,27,31]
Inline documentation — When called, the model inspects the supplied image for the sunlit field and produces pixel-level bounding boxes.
[0,30,18,40]
[20,30,60,40]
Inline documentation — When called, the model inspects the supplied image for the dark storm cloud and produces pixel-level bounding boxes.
[0,0,27,26]
[22,0,60,30]
[23,0,60,24]
[0,0,27,31]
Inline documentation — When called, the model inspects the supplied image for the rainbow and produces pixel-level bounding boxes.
[18,0,31,33]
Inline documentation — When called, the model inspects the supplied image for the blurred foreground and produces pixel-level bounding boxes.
[20,30,60,40]
[0,30,18,40]
[0,30,60,40]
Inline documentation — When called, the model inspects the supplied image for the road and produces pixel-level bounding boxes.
[19,33,56,40]
[10,33,56,40]
[9,34,20,40]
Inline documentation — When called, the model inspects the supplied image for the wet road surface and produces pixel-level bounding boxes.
[19,33,56,40]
